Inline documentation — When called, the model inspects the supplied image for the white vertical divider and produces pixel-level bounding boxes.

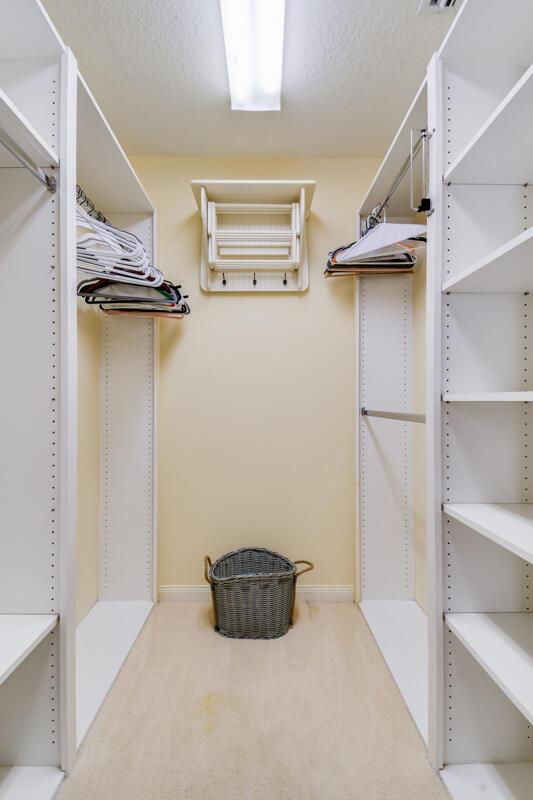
[426,52,445,771]
[359,274,414,601]
[98,214,156,602]
[58,46,77,774]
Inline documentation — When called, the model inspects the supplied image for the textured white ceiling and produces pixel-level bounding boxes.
[42,0,457,157]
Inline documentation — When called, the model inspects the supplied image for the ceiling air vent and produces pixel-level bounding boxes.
[417,0,457,12]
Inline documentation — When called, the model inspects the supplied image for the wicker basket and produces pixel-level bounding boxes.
[204,547,314,639]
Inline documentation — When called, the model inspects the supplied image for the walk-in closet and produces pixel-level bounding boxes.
[0,1,531,798]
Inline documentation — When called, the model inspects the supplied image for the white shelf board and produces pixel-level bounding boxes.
[358,78,427,219]
[443,503,533,564]
[76,600,153,745]
[359,600,428,742]
[443,392,533,402]
[0,86,58,169]
[438,0,533,68]
[191,179,316,209]
[444,64,533,184]
[441,762,533,800]
[0,0,64,59]
[0,614,57,687]
[446,612,533,725]
[442,226,533,293]
[0,767,63,800]
[77,74,154,214]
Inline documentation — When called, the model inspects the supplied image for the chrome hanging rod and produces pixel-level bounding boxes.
[0,130,56,192]
[361,407,426,424]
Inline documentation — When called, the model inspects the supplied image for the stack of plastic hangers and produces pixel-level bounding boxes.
[325,222,427,278]
[76,188,190,318]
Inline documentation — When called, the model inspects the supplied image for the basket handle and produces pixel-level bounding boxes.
[204,555,213,585]
[294,560,314,578]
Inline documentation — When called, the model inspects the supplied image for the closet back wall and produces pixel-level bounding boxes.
[132,157,379,594]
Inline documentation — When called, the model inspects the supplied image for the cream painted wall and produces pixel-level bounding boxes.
[132,156,379,591]
[76,303,100,623]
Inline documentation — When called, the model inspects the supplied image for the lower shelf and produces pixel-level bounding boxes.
[441,763,533,799]
[359,600,428,742]
[76,600,153,746]
[0,767,63,800]
[446,612,533,725]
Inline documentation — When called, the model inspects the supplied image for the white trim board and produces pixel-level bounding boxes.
[159,585,355,603]
[76,600,153,746]
[359,600,428,744]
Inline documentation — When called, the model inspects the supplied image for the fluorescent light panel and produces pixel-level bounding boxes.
[219,0,285,111]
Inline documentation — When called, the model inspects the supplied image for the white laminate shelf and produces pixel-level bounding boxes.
[441,762,533,800]
[0,767,63,800]
[0,614,58,687]
[443,392,533,402]
[446,613,533,725]
[0,86,58,169]
[444,64,533,184]
[442,226,533,293]
[76,600,153,745]
[443,504,533,564]
[359,600,428,743]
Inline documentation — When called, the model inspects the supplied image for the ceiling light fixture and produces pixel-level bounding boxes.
[219,0,286,111]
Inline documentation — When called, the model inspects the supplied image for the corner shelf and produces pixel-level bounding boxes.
[0,87,58,169]
[443,392,533,402]
[443,503,533,564]
[442,227,533,293]
[444,64,533,184]
[0,615,58,687]
[446,612,533,725]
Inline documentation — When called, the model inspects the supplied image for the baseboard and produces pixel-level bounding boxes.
[159,585,355,603]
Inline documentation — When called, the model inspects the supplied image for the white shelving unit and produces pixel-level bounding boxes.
[356,2,533,796]
[0,2,158,797]
[426,1,533,796]
[356,76,430,745]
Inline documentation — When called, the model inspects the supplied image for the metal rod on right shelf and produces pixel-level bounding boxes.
[0,131,56,192]
[361,407,426,424]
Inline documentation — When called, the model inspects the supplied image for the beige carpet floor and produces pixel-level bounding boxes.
[57,602,448,800]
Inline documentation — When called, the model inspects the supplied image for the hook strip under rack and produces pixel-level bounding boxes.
[361,407,426,424]
[0,131,56,192]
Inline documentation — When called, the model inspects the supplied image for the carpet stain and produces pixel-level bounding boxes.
[199,691,222,732]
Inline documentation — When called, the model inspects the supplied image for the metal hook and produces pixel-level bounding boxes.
[283,273,287,286]
[222,272,227,286]
[253,272,257,287]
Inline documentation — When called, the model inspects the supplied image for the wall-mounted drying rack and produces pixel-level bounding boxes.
[361,407,426,424]
[191,180,316,293]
